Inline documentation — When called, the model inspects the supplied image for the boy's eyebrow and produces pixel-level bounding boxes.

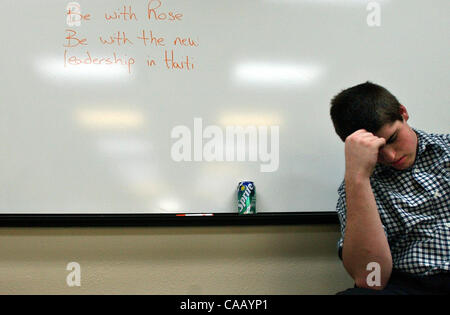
[386,130,399,144]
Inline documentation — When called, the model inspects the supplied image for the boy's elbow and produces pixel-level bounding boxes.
[354,274,389,290]
[343,255,393,290]
[351,262,393,290]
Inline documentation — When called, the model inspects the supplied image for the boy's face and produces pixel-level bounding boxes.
[375,106,418,170]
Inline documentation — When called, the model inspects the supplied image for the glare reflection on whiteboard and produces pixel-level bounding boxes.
[97,137,151,157]
[35,57,130,81]
[75,108,144,129]
[266,0,390,5]
[219,113,282,126]
[158,199,180,212]
[235,63,323,86]
[114,162,155,184]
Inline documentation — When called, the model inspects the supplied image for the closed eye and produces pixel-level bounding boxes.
[386,132,398,145]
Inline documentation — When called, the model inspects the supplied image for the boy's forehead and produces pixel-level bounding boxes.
[375,120,402,139]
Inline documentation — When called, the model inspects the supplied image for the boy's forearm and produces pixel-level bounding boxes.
[343,175,393,289]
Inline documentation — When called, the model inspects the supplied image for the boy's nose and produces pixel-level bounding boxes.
[379,147,396,163]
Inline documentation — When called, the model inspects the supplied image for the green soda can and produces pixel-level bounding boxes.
[237,181,256,215]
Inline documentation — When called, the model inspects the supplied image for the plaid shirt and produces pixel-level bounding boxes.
[336,129,450,276]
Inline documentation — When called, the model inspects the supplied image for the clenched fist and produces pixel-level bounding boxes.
[345,129,386,180]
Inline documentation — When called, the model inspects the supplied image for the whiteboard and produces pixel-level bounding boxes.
[1,0,448,214]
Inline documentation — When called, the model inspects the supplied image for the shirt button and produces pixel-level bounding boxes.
[433,191,442,198]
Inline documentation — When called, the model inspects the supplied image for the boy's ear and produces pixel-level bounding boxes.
[399,104,409,122]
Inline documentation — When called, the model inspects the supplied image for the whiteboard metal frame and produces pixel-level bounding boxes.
[0,212,337,227]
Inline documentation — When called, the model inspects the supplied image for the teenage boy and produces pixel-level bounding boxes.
[330,82,449,294]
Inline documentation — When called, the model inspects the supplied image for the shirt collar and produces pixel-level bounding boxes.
[413,128,436,156]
